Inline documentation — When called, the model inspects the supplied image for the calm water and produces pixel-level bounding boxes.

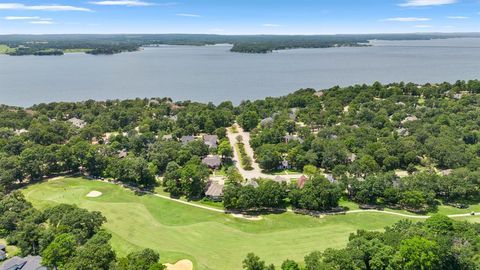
[1,38,480,107]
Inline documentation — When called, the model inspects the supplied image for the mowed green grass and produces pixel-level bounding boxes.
[23,177,414,270]
[0,45,13,54]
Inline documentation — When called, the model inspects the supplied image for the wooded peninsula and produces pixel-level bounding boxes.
[0,33,479,55]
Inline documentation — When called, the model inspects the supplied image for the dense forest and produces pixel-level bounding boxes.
[0,33,479,55]
[1,80,479,269]
[0,80,479,213]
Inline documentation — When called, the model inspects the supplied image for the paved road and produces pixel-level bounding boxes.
[226,124,303,180]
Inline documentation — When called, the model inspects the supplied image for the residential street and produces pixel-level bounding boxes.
[226,124,303,181]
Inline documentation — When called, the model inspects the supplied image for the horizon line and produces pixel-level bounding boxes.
[1,31,480,36]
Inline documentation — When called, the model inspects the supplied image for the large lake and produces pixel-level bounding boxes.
[1,38,480,107]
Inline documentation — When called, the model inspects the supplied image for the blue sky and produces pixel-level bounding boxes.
[0,0,479,34]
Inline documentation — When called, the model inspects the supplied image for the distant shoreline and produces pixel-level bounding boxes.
[1,33,479,56]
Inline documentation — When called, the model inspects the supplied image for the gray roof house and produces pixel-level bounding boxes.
[284,135,304,144]
[67,117,86,129]
[118,149,128,159]
[202,155,222,169]
[180,135,195,145]
[401,115,418,125]
[0,256,47,270]
[203,135,218,149]
[0,245,6,261]
[314,91,324,97]
[162,134,173,141]
[260,117,274,127]
[205,181,224,201]
[325,174,338,184]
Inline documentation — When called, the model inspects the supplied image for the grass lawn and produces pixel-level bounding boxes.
[0,45,14,54]
[272,169,302,176]
[20,177,475,270]
[154,186,225,210]
[0,239,19,257]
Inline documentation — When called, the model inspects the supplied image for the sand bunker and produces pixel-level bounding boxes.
[86,191,102,198]
[231,213,263,221]
[165,259,193,270]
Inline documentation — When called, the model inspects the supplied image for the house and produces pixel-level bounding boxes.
[314,91,324,97]
[453,93,463,100]
[203,135,218,149]
[148,99,160,106]
[118,149,128,159]
[67,117,86,129]
[396,128,409,137]
[284,135,304,144]
[297,175,308,189]
[202,155,222,169]
[277,160,291,170]
[205,181,224,201]
[162,134,173,141]
[289,108,299,121]
[325,174,337,184]
[401,115,418,125]
[440,169,453,176]
[260,117,274,127]
[0,244,6,261]
[0,256,47,270]
[13,129,28,136]
[180,135,195,145]
[168,115,178,122]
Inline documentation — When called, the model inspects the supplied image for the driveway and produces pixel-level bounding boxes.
[227,124,303,181]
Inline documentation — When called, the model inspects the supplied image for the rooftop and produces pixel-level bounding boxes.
[205,182,224,197]
[180,135,195,144]
[67,117,87,128]
[203,135,218,148]
[202,155,222,168]
[0,256,47,270]
[297,175,308,189]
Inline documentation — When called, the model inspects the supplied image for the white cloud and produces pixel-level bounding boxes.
[414,24,433,28]
[4,16,41,20]
[176,13,201,17]
[89,0,154,7]
[446,16,470,19]
[29,20,54,25]
[399,0,457,7]
[383,17,431,22]
[0,3,91,11]
[262,24,281,27]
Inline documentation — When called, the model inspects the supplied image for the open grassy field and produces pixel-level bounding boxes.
[0,45,14,54]
[21,177,476,270]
